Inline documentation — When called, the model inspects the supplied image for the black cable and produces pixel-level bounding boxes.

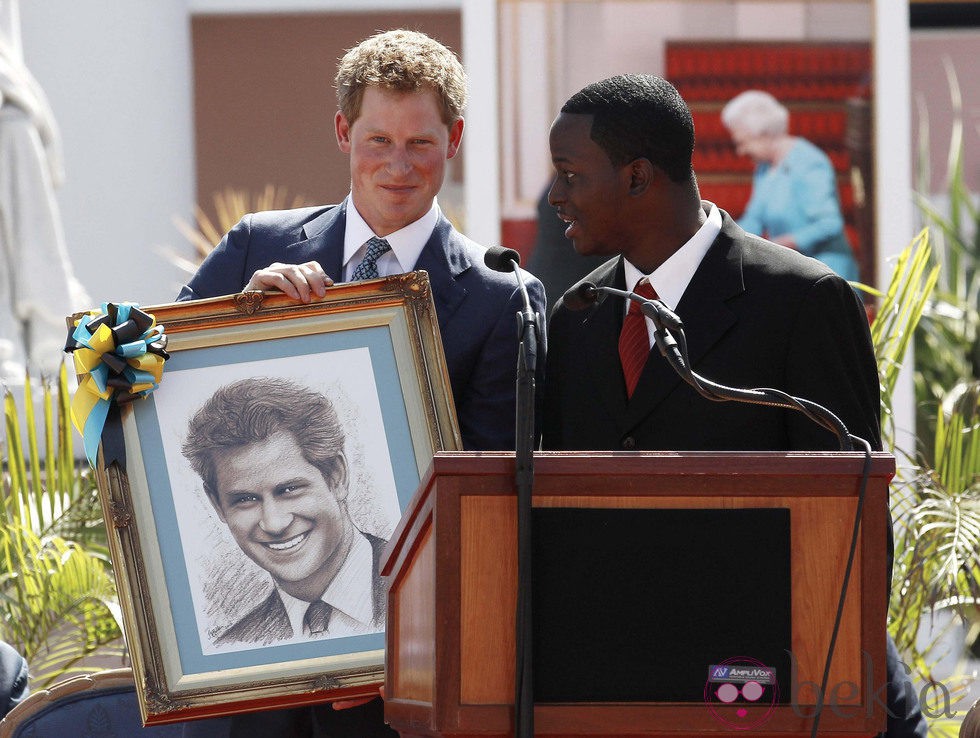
[651,307,875,735]
[569,282,874,732]
[810,436,873,737]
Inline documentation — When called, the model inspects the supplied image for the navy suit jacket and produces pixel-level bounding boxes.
[543,205,881,453]
[178,203,546,451]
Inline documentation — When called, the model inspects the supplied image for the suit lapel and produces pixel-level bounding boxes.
[366,532,387,625]
[576,259,629,422]
[674,219,743,367]
[283,203,347,280]
[622,217,744,434]
[414,215,470,332]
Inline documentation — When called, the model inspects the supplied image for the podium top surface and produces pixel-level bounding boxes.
[423,449,895,477]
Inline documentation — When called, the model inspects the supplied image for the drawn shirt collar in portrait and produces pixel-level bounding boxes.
[342,194,439,281]
[278,531,379,639]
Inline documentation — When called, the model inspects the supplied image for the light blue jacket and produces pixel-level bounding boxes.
[738,138,858,282]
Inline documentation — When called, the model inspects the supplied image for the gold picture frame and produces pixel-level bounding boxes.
[85,272,459,724]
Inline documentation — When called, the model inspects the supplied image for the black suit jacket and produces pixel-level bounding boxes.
[542,206,881,453]
[178,203,546,451]
[216,531,387,646]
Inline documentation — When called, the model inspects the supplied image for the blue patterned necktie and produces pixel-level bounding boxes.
[351,236,392,281]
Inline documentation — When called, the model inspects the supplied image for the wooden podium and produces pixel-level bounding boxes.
[382,451,893,738]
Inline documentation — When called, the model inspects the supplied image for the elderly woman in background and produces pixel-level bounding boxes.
[721,89,859,282]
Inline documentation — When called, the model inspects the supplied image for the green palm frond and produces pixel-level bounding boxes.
[887,382,980,671]
[871,56,980,734]
[163,185,312,275]
[0,525,122,688]
[913,59,980,466]
[871,230,940,448]
[3,368,106,547]
[872,232,980,727]
[2,365,117,687]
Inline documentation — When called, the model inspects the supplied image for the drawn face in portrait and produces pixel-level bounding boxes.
[208,431,354,604]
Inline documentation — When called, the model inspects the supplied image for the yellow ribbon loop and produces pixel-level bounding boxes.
[64,302,170,467]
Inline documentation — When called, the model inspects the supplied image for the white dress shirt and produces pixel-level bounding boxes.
[622,203,722,349]
[278,530,380,640]
[342,195,439,281]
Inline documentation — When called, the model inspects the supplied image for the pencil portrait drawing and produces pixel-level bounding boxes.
[181,376,387,648]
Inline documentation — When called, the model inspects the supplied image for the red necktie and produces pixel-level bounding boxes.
[618,279,657,398]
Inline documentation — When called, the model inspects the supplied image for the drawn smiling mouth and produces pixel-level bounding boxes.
[263,532,308,552]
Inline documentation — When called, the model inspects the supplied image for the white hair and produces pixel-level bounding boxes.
[721,90,789,137]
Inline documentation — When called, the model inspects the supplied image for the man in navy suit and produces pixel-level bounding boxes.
[542,74,926,738]
[178,30,544,738]
[178,29,545,453]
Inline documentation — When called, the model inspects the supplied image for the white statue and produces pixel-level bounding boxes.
[0,0,88,383]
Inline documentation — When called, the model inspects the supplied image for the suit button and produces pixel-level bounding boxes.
[622,436,636,450]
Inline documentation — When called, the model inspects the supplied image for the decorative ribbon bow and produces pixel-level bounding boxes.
[64,302,169,467]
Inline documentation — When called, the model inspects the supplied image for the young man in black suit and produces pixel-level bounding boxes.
[542,73,926,738]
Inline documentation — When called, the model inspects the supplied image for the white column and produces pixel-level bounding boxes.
[19,1,195,306]
[462,0,501,245]
[874,0,916,452]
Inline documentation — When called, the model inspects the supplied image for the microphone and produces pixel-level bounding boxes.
[561,282,599,311]
[484,245,522,272]
[484,245,538,337]
[562,281,684,332]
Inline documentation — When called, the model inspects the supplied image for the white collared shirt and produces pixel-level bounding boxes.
[622,203,722,348]
[342,195,438,281]
[278,531,380,640]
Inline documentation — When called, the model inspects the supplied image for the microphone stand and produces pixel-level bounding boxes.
[510,258,539,738]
